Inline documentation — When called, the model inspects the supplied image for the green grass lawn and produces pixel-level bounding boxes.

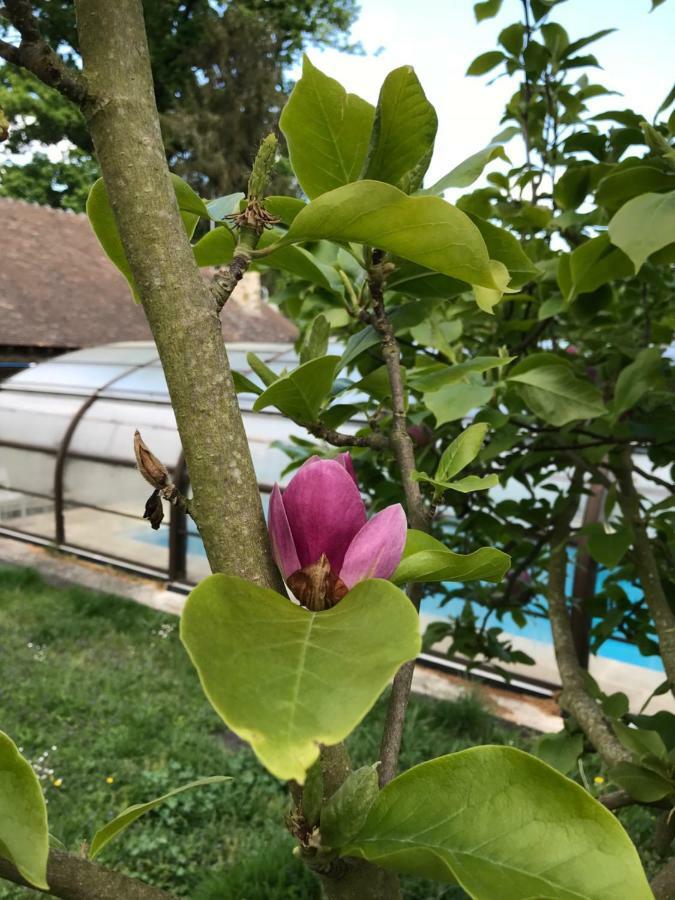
[0,565,660,898]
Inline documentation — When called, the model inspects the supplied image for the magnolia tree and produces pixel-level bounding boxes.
[0,1,671,899]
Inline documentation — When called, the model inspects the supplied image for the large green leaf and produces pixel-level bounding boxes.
[0,731,49,890]
[253,355,339,421]
[609,761,674,803]
[595,166,675,210]
[284,181,508,291]
[87,174,207,301]
[343,747,652,900]
[393,530,509,584]
[362,66,437,189]
[608,190,675,271]
[437,423,489,480]
[508,356,605,426]
[89,777,230,860]
[180,576,420,783]
[279,55,375,199]
[423,383,495,425]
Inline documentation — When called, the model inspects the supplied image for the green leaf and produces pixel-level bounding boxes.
[231,371,263,396]
[0,731,49,890]
[558,234,634,302]
[425,143,509,193]
[87,175,205,301]
[596,166,675,211]
[392,530,510,584]
[246,352,278,387]
[89,776,230,860]
[343,747,652,900]
[613,721,668,761]
[474,0,504,21]
[423,383,495,425]
[500,23,526,56]
[466,51,506,76]
[284,181,506,290]
[467,213,539,289]
[362,66,437,190]
[263,196,307,225]
[608,190,675,271]
[437,423,489,481]
[508,358,605,426]
[321,765,379,849]
[585,524,632,569]
[609,761,674,802]
[279,55,375,199]
[257,230,343,293]
[611,347,663,417]
[409,356,513,392]
[299,315,330,364]
[206,192,244,221]
[534,730,584,774]
[192,226,236,267]
[415,472,498,495]
[180,576,420,782]
[253,356,339,422]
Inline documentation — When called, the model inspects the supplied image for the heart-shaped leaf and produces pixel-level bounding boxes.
[181,576,420,782]
[0,731,49,890]
[90,776,230,859]
[253,355,340,422]
[393,530,510,584]
[343,747,652,900]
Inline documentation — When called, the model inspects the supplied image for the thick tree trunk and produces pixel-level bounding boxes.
[74,0,282,591]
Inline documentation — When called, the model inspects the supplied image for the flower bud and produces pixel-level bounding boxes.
[134,430,169,489]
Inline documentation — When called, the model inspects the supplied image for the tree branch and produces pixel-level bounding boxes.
[546,471,632,769]
[73,0,282,590]
[0,849,175,900]
[614,447,675,689]
[306,422,390,451]
[0,0,89,105]
[651,858,675,900]
[367,252,430,787]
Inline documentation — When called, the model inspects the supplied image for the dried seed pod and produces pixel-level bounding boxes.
[143,490,164,530]
[134,430,169,488]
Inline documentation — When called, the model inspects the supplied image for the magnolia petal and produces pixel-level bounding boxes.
[304,452,358,485]
[268,484,301,580]
[340,503,407,588]
[336,452,358,484]
[282,458,366,572]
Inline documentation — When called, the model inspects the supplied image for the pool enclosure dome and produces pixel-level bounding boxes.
[0,341,308,585]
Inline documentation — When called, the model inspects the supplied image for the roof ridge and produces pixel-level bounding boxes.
[0,195,86,217]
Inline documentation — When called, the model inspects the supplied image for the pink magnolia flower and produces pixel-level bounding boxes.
[268,454,407,611]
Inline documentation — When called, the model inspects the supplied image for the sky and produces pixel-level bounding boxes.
[3,0,674,180]
[298,0,675,186]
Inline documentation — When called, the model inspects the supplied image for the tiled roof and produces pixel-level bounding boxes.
[0,196,297,348]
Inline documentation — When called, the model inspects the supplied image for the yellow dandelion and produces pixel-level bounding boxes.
[53,778,63,788]
[594,776,605,785]
[105,776,114,785]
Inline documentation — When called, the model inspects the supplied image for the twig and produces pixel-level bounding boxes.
[0,0,89,105]
[366,251,430,786]
[306,422,390,451]
[546,469,631,769]
[0,849,175,900]
[652,858,675,900]
[614,447,675,688]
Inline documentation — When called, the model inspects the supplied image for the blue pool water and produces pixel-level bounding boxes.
[134,527,664,673]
